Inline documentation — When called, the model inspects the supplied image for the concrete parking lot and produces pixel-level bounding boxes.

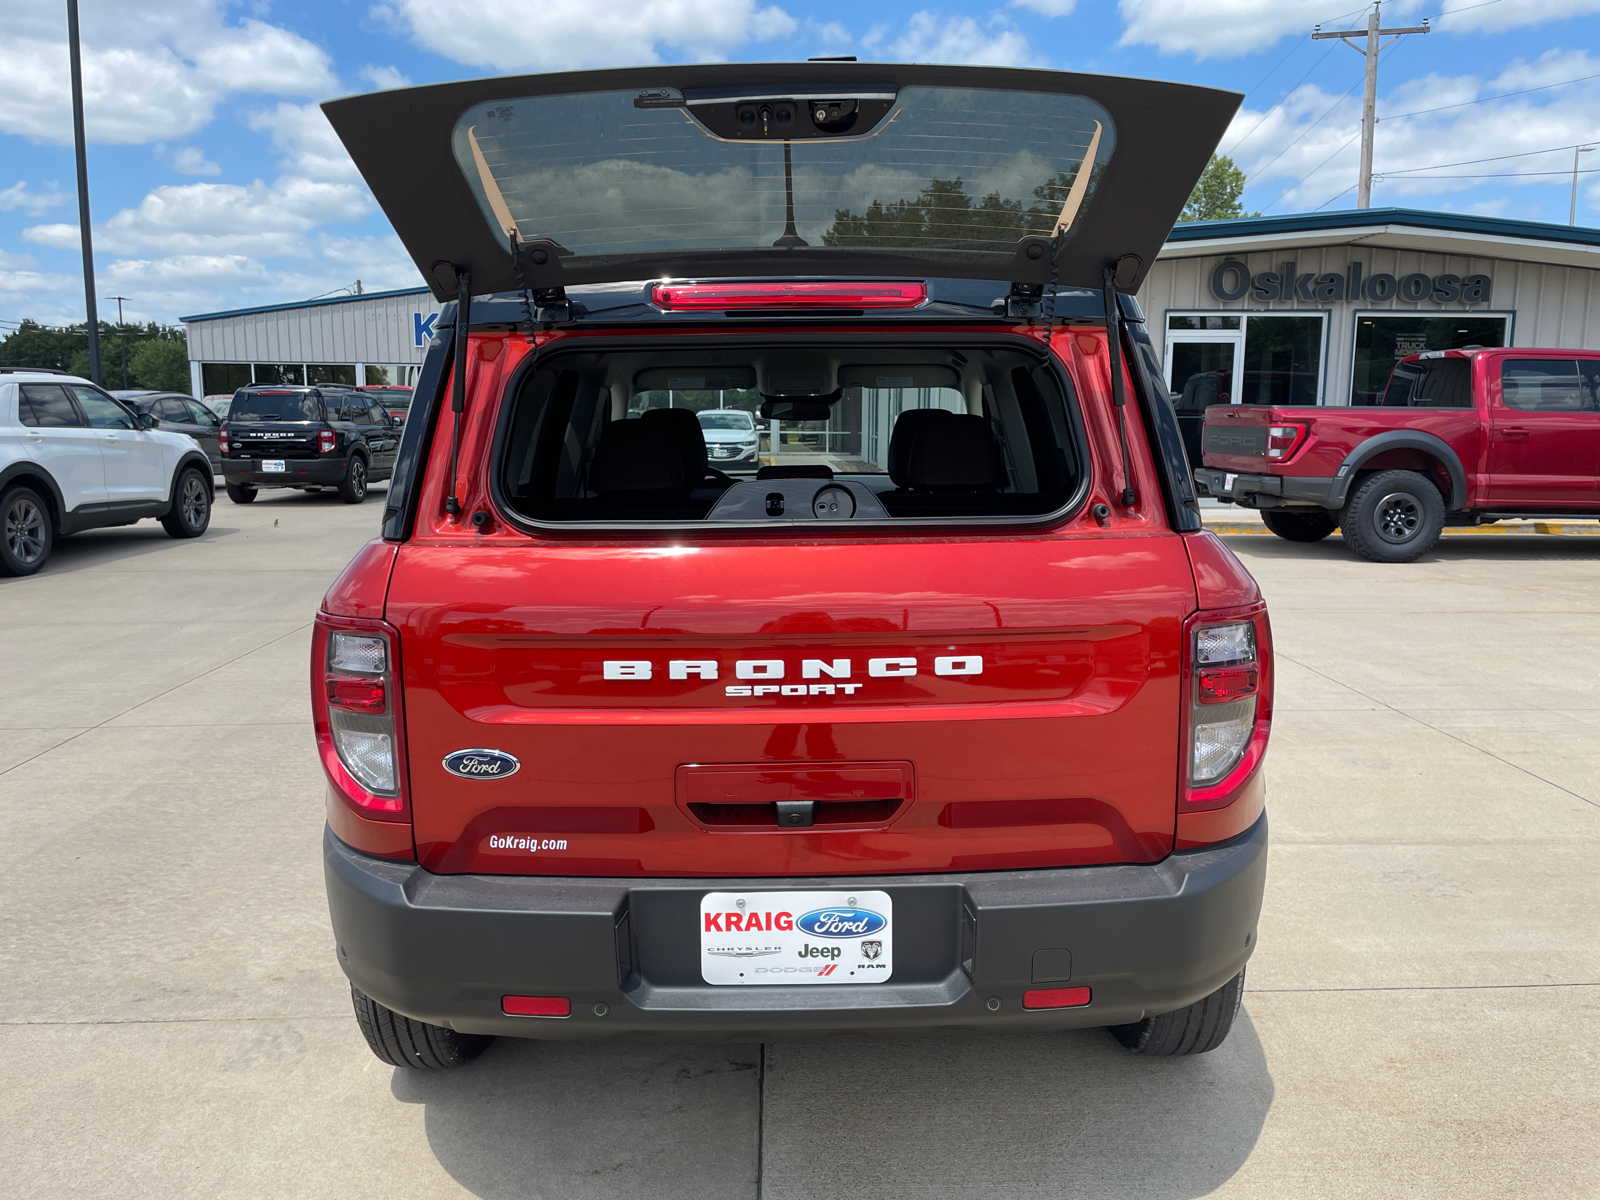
[2,495,1596,1199]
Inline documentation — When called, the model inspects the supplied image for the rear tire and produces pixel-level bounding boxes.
[1340,470,1444,563]
[225,482,257,504]
[338,457,368,504]
[1260,508,1337,543]
[0,485,53,577]
[350,986,491,1069]
[161,468,211,538]
[1109,968,1246,1056]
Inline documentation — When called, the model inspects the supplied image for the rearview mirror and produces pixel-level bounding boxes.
[759,399,834,421]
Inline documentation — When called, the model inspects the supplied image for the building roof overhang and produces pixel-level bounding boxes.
[1159,208,1600,272]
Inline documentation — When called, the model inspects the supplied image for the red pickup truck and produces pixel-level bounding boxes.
[1194,348,1600,561]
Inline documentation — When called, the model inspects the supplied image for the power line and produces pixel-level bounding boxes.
[1382,70,1600,122]
[1223,4,1370,157]
[1379,141,1600,175]
[1377,167,1600,180]
[1263,131,1362,211]
[1312,182,1359,211]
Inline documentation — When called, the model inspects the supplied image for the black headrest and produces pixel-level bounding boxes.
[589,419,685,493]
[640,407,708,485]
[905,414,999,491]
[887,408,954,487]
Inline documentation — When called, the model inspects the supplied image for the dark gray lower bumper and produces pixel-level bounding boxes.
[224,458,348,487]
[1194,467,1338,509]
[325,816,1267,1040]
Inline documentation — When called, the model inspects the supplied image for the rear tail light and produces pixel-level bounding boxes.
[218,429,230,454]
[1182,605,1273,811]
[318,428,337,454]
[651,281,927,310]
[312,616,406,817]
[1266,423,1306,460]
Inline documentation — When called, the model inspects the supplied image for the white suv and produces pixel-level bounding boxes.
[0,369,214,576]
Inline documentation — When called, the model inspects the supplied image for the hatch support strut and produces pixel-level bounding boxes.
[1102,262,1138,510]
[444,268,471,517]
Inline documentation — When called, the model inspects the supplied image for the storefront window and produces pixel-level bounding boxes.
[1165,313,1326,408]
[363,364,421,387]
[201,363,251,395]
[1238,316,1321,406]
[253,363,305,386]
[307,364,357,386]
[1351,315,1508,405]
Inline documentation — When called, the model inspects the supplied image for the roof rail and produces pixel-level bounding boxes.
[0,366,67,375]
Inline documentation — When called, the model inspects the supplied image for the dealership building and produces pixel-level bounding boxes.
[182,208,1600,407]
[1143,208,1600,408]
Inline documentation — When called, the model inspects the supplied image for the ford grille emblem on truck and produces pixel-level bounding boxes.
[443,749,521,779]
[796,907,886,938]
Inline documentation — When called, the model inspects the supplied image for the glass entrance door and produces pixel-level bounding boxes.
[1166,332,1243,467]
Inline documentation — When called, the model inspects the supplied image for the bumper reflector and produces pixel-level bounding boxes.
[1022,986,1091,1010]
[502,995,571,1017]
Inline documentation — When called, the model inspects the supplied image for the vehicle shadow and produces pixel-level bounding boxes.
[392,1037,762,1200]
[400,1012,1272,1200]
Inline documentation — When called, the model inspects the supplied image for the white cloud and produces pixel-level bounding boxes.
[1227,50,1600,213]
[0,0,335,144]
[870,11,1037,66]
[0,181,71,215]
[358,64,412,91]
[1118,0,1600,57]
[0,247,41,270]
[247,103,363,185]
[159,146,223,176]
[374,0,797,70]
[1011,0,1076,15]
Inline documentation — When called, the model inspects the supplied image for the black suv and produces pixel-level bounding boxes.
[220,385,401,504]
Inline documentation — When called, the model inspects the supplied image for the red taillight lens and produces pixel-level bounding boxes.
[1023,986,1092,1010]
[502,995,571,1017]
[1182,605,1273,812]
[1197,662,1259,705]
[312,616,405,818]
[651,281,927,310]
[218,429,230,454]
[319,428,337,453]
[1267,423,1306,460]
[327,676,386,713]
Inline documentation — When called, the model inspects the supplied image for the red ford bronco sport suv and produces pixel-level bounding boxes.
[315,64,1269,1067]
[1196,347,1600,562]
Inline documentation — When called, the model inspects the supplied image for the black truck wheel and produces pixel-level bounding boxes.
[1,485,53,577]
[1260,508,1337,543]
[161,468,212,538]
[351,986,491,1069]
[1109,968,1246,1056]
[225,482,257,504]
[1340,470,1445,563]
[338,456,368,504]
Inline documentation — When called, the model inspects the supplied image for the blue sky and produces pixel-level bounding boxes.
[3,0,1599,326]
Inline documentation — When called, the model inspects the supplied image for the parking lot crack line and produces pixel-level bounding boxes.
[1276,652,1600,811]
[1248,982,1599,993]
[756,1042,766,1200]
[0,623,312,780]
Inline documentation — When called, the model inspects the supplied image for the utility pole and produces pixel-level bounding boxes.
[1314,2,1430,209]
[66,0,102,383]
[107,295,130,387]
[1572,146,1596,225]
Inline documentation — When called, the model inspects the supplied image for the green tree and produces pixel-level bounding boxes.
[1180,155,1260,223]
[129,339,191,391]
[0,319,189,389]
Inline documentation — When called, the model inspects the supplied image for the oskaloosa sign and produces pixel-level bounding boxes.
[1210,260,1491,304]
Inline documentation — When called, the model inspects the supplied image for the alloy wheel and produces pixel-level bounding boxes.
[181,475,208,529]
[352,460,366,498]
[5,497,46,565]
[1374,492,1423,544]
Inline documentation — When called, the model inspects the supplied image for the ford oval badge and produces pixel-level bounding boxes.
[796,907,886,938]
[442,749,521,780]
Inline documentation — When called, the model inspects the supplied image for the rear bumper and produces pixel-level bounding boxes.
[323,814,1268,1040]
[223,457,348,486]
[1194,467,1337,509]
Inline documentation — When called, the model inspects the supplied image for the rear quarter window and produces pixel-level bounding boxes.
[1501,359,1599,412]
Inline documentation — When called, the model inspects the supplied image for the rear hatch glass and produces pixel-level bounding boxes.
[229,391,323,422]
[323,65,1240,297]
[497,341,1084,525]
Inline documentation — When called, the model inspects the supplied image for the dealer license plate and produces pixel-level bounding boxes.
[700,890,892,985]
[262,459,286,473]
